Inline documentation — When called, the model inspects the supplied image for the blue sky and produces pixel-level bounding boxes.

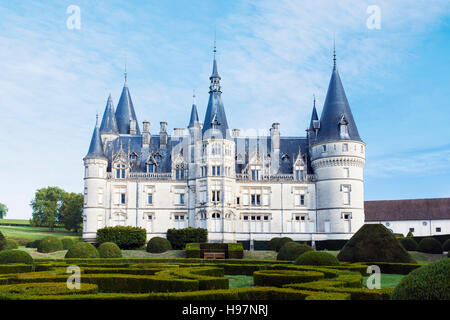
[0,0,449,219]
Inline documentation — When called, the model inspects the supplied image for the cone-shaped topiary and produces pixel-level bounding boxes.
[443,239,450,252]
[61,238,75,250]
[65,242,99,258]
[417,237,443,254]
[275,237,294,252]
[147,237,171,253]
[0,249,34,264]
[295,251,340,266]
[400,238,418,251]
[406,231,414,238]
[337,224,415,263]
[37,236,63,253]
[391,258,450,300]
[0,231,6,251]
[277,242,313,261]
[268,237,282,251]
[98,242,122,258]
[4,239,18,250]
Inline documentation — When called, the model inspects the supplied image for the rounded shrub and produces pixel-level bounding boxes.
[391,258,450,300]
[4,239,19,250]
[277,242,313,261]
[275,237,294,252]
[97,226,146,249]
[147,237,171,253]
[0,231,6,251]
[61,238,75,250]
[400,238,418,251]
[98,242,122,258]
[337,224,415,263]
[295,251,340,266]
[268,237,282,251]
[0,249,34,264]
[65,242,99,258]
[418,237,443,254]
[25,239,41,249]
[442,239,450,252]
[37,236,63,253]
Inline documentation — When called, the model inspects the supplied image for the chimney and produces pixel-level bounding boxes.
[232,129,240,137]
[270,123,280,152]
[130,120,137,135]
[160,121,168,148]
[173,128,185,137]
[142,121,150,148]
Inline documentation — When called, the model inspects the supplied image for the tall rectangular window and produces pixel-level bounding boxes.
[342,143,349,152]
[147,193,153,205]
[176,169,185,180]
[120,193,126,204]
[344,168,350,178]
[342,185,350,205]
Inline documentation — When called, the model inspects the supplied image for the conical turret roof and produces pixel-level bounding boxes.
[99,94,119,134]
[115,81,140,135]
[85,117,106,160]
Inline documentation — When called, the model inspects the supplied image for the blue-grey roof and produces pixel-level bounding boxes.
[210,57,220,80]
[315,66,361,144]
[188,103,200,128]
[309,102,319,131]
[85,119,106,160]
[99,94,119,134]
[202,91,230,139]
[115,82,141,135]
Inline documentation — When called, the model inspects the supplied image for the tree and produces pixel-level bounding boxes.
[30,187,65,232]
[0,203,7,219]
[59,192,83,233]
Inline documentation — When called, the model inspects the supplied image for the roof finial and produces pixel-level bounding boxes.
[333,36,336,70]
[124,54,128,83]
[313,94,316,107]
[214,29,217,59]
[193,89,196,105]
[96,112,99,125]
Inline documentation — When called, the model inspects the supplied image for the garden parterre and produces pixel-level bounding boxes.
[0,258,422,300]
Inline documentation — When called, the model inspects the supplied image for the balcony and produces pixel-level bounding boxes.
[107,172,173,180]
[236,173,315,182]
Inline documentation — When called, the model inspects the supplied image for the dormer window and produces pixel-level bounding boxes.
[147,163,155,173]
[115,163,126,179]
[175,169,185,180]
[339,115,350,139]
[129,152,138,161]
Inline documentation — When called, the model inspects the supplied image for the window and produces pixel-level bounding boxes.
[174,193,185,205]
[294,189,306,206]
[120,193,126,204]
[147,163,155,173]
[146,215,153,232]
[343,213,351,220]
[147,193,153,205]
[360,145,364,153]
[180,193,185,205]
[251,169,260,181]
[212,166,221,176]
[322,145,327,152]
[174,214,187,229]
[342,143,349,152]
[200,190,207,203]
[344,168,350,178]
[115,163,126,179]
[212,191,220,202]
[409,228,414,233]
[251,194,261,206]
[211,143,221,155]
[436,227,441,232]
[97,189,103,204]
[295,170,304,181]
[386,222,390,226]
[97,216,103,229]
[236,197,240,205]
[113,214,126,226]
[175,169,185,180]
[342,185,351,205]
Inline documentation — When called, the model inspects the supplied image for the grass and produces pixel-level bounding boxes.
[408,251,446,264]
[225,275,254,288]
[19,246,68,259]
[0,225,79,244]
[243,250,277,260]
[363,273,404,289]
[121,249,185,258]
[0,219,30,225]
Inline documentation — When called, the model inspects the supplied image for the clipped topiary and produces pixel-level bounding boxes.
[37,236,63,253]
[97,226,147,249]
[4,239,18,250]
[295,251,340,266]
[61,238,75,250]
[417,237,443,254]
[275,237,294,252]
[147,237,171,253]
[391,258,450,300]
[26,239,41,249]
[0,249,34,264]
[268,237,282,251]
[65,242,99,258]
[277,242,313,261]
[98,242,122,258]
[400,238,418,251]
[337,224,415,263]
[443,239,450,252]
[0,231,6,251]
[406,231,414,238]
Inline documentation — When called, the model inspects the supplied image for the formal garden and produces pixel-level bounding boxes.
[0,224,448,300]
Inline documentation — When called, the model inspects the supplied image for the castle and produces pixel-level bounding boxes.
[82,46,366,244]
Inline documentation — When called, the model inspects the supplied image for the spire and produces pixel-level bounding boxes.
[309,95,319,131]
[99,94,119,134]
[333,38,337,70]
[315,53,361,144]
[188,90,200,128]
[85,116,106,160]
[115,73,141,135]
[202,41,230,139]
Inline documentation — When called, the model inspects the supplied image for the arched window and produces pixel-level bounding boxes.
[115,163,126,179]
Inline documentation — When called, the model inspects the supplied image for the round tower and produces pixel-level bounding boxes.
[310,55,365,237]
[82,117,108,243]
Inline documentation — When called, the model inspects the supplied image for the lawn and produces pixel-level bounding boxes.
[0,225,79,244]
[226,275,254,288]
[0,219,30,226]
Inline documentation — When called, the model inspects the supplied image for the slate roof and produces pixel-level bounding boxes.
[115,82,141,135]
[188,103,200,128]
[365,198,450,221]
[99,94,119,134]
[85,118,106,160]
[315,65,361,144]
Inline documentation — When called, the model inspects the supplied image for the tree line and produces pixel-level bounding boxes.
[30,186,83,233]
